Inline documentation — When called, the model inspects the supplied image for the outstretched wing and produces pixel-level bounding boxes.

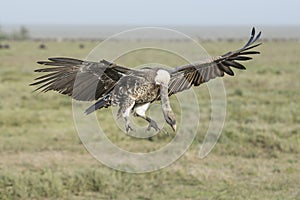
[30,57,133,101]
[168,27,261,95]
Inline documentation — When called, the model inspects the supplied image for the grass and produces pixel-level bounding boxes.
[0,38,299,199]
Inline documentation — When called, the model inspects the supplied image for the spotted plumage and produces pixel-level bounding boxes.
[31,28,261,135]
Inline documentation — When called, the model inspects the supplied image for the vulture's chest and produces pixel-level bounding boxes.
[113,76,160,104]
[133,83,160,103]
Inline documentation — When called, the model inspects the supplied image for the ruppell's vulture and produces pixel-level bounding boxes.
[31,28,261,133]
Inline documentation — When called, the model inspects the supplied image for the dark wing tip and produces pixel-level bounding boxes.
[227,70,235,76]
[251,27,255,36]
[36,57,84,66]
[34,68,47,72]
[256,31,262,40]
[37,61,47,65]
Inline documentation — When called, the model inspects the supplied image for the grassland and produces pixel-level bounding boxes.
[0,38,299,199]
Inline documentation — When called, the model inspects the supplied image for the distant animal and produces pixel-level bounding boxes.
[31,28,261,134]
[39,44,46,49]
[79,44,85,49]
[3,44,10,49]
[0,44,3,49]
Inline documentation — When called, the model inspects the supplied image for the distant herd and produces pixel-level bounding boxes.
[0,43,86,50]
[0,44,10,49]
[0,37,296,51]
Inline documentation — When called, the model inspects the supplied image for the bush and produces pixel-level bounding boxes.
[0,26,30,41]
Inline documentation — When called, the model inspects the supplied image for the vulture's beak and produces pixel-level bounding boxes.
[171,124,177,132]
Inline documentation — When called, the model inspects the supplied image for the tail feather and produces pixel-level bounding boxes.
[85,95,111,114]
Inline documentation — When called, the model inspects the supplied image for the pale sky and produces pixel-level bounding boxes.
[0,0,299,26]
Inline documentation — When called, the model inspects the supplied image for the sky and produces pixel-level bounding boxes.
[0,0,299,26]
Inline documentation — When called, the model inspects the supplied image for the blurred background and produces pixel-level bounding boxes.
[1,0,300,40]
[0,0,299,199]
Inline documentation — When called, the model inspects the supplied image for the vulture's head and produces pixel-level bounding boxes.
[154,69,170,85]
[165,110,177,131]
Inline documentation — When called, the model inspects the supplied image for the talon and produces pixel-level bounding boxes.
[146,125,152,132]
[125,123,135,133]
[146,120,160,132]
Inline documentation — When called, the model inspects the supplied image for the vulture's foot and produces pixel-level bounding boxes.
[146,119,160,132]
[125,123,135,133]
[124,117,135,133]
[146,120,169,135]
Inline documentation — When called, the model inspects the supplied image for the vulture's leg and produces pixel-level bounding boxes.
[134,103,167,134]
[134,103,159,131]
[124,116,135,133]
[118,98,135,133]
[145,117,160,132]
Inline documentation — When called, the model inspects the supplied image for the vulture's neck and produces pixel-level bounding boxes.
[160,84,173,117]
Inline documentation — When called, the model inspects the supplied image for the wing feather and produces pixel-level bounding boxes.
[169,28,261,95]
[31,57,133,101]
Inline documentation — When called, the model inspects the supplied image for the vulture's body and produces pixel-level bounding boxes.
[31,28,261,134]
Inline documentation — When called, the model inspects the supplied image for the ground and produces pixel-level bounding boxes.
[0,39,299,199]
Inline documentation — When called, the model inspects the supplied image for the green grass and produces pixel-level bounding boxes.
[0,39,299,199]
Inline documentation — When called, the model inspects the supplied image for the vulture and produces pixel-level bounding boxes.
[31,28,261,133]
